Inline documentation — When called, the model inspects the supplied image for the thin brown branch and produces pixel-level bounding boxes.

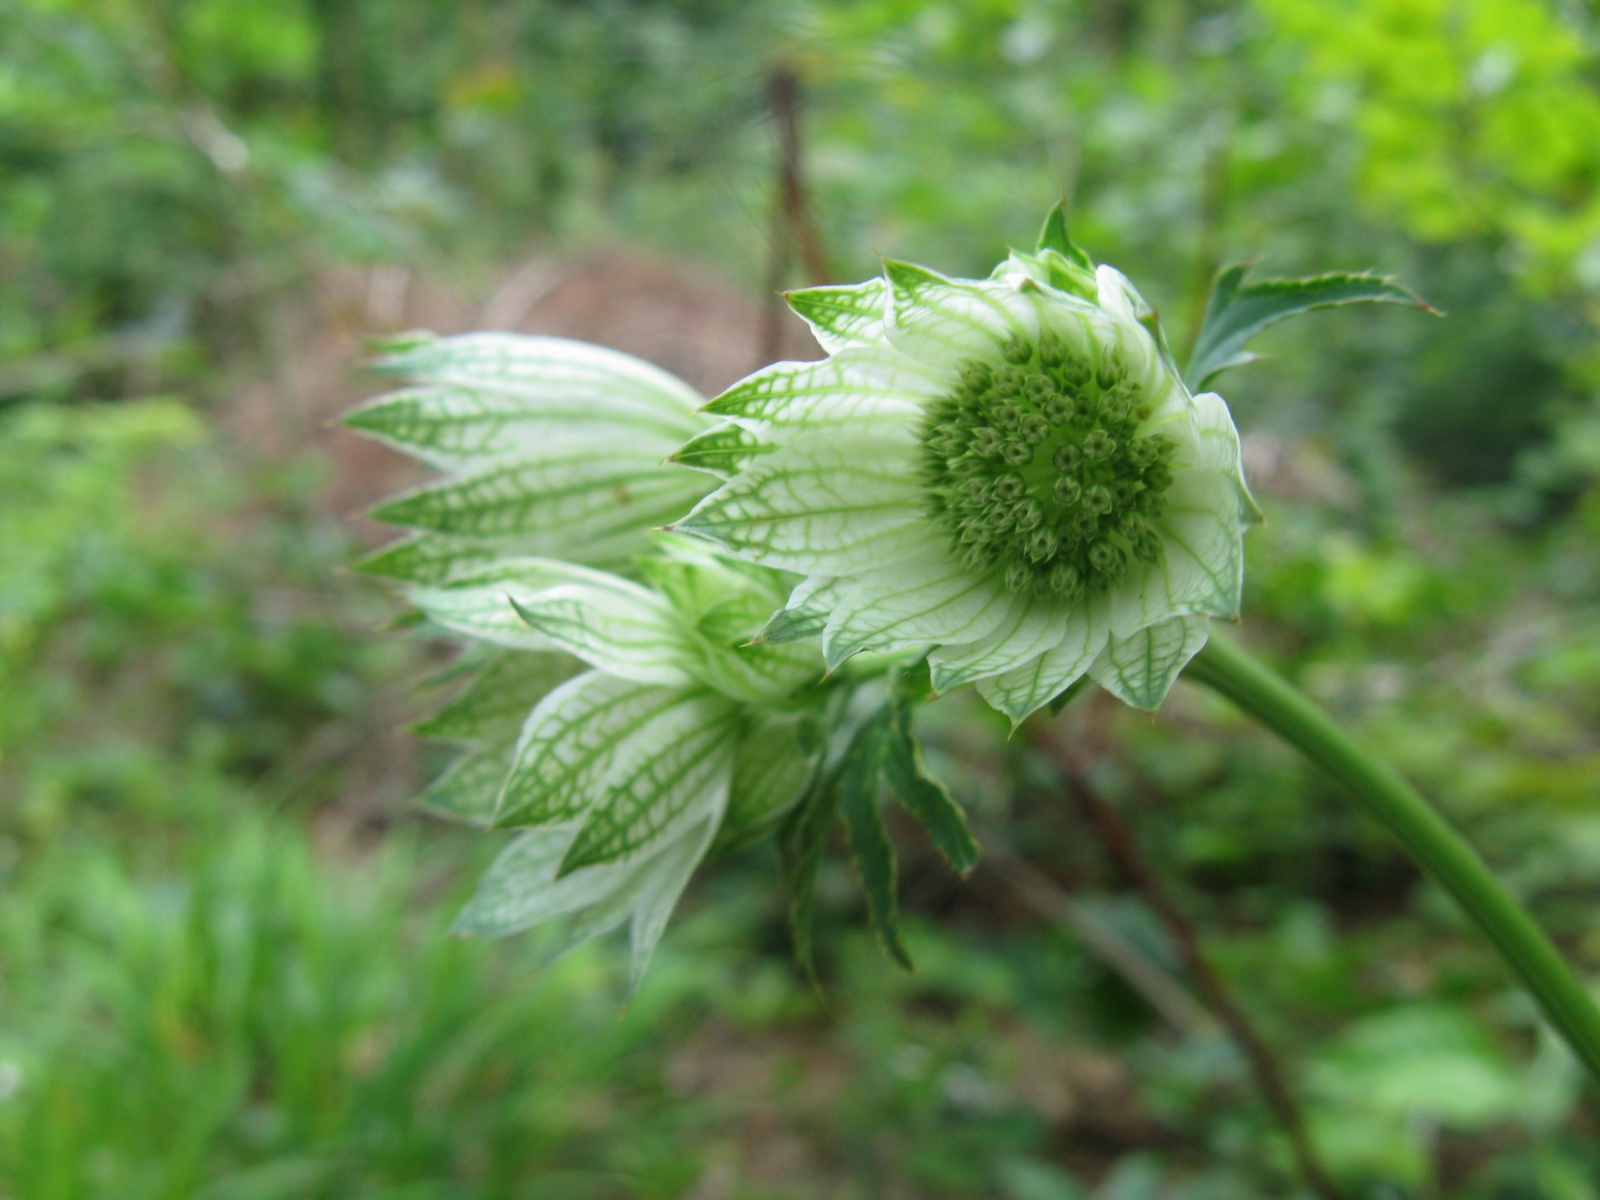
[760,64,831,366]
[975,827,1216,1038]
[1028,722,1345,1200]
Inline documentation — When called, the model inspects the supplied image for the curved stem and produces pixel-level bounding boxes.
[1185,630,1600,1085]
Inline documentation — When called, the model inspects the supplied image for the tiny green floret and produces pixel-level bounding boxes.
[920,333,1176,600]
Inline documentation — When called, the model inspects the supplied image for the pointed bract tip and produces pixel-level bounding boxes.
[1035,200,1094,270]
[362,329,437,365]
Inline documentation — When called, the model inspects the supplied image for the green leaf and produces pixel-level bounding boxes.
[622,805,722,993]
[837,713,912,969]
[891,656,934,709]
[452,801,721,987]
[695,590,777,645]
[669,421,775,478]
[1046,674,1092,716]
[700,349,927,431]
[777,772,844,981]
[975,612,1104,727]
[883,702,978,876]
[686,637,823,708]
[407,567,569,651]
[1186,265,1433,391]
[453,824,639,938]
[674,433,925,576]
[1035,200,1094,271]
[413,650,579,742]
[820,548,1011,669]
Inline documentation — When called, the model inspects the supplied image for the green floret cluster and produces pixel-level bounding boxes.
[919,331,1178,599]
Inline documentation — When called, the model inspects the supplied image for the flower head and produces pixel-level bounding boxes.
[347,333,843,986]
[676,242,1260,721]
[402,533,831,989]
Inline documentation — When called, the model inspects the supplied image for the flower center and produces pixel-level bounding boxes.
[919,333,1177,599]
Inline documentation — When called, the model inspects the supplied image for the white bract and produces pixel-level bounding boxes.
[347,331,717,582]
[405,534,828,989]
[347,334,839,986]
[677,247,1260,721]
[344,230,1439,994]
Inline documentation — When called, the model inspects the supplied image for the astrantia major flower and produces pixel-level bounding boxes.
[396,534,833,988]
[346,336,972,985]
[677,230,1261,722]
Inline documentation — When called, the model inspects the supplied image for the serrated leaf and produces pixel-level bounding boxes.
[700,348,928,430]
[1035,200,1094,271]
[413,650,580,742]
[495,673,694,827]
[777,772,844,980]
[453,803,721,991]
[559,693,742,873]
[670,421,775,478]
[821,547,1012,669]
[1186,265,1432,390]
[883,700,977,876]
[837,713,911,969]
[674,430,926,577]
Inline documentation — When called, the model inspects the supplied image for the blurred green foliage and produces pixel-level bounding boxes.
[4,0,1600,1195]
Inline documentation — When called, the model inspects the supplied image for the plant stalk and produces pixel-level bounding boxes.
[1185,630,1600,1085]
[1027,724,1344,1200]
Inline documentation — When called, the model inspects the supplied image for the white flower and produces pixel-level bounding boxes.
[401,533,829,989]
[346,335,839,986]
[676,247,1260,721]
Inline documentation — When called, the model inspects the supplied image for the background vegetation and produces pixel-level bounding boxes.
[3,0,1600,1195]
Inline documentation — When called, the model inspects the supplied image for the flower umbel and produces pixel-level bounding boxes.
[920,335,1176,599]
[346,336,975,985]
[677,228,1260,721]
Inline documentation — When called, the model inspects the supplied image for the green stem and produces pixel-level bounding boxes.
[1185,630,1600,1085]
